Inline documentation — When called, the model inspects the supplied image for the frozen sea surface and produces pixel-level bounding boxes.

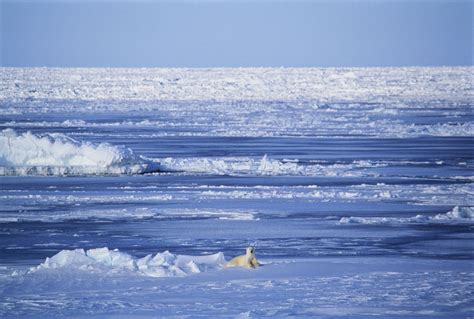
[0,67,473,318]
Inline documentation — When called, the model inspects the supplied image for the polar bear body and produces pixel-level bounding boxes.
[226,247,260,269]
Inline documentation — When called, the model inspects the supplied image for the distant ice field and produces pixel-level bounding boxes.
[0,67,473,317]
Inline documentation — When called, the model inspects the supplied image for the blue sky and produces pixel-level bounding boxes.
[1,0,472,67]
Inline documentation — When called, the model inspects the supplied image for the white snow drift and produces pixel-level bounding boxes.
[0,129,158,176]
[29,247,226,278]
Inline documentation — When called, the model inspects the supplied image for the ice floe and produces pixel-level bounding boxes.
[0,129,159,176]
[0,206,259,223]
[157,155,377,177]
[339,206,474,225]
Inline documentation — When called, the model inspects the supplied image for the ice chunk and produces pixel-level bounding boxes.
[29,247,226,278]
[433,206,474,221]
[0,129,159,176]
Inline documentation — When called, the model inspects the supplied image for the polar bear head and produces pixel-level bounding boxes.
[246,247,255,255]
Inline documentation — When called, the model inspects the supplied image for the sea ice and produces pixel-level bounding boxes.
[0,129,158,176]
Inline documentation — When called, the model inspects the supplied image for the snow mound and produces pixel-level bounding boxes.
[29,247,226,277]
[0,129,159,176]
[339,206,474,225]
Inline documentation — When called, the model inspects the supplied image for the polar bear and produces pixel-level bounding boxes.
[225,247,260,269]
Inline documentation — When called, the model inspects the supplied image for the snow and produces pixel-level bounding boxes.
[2,256,472,318]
